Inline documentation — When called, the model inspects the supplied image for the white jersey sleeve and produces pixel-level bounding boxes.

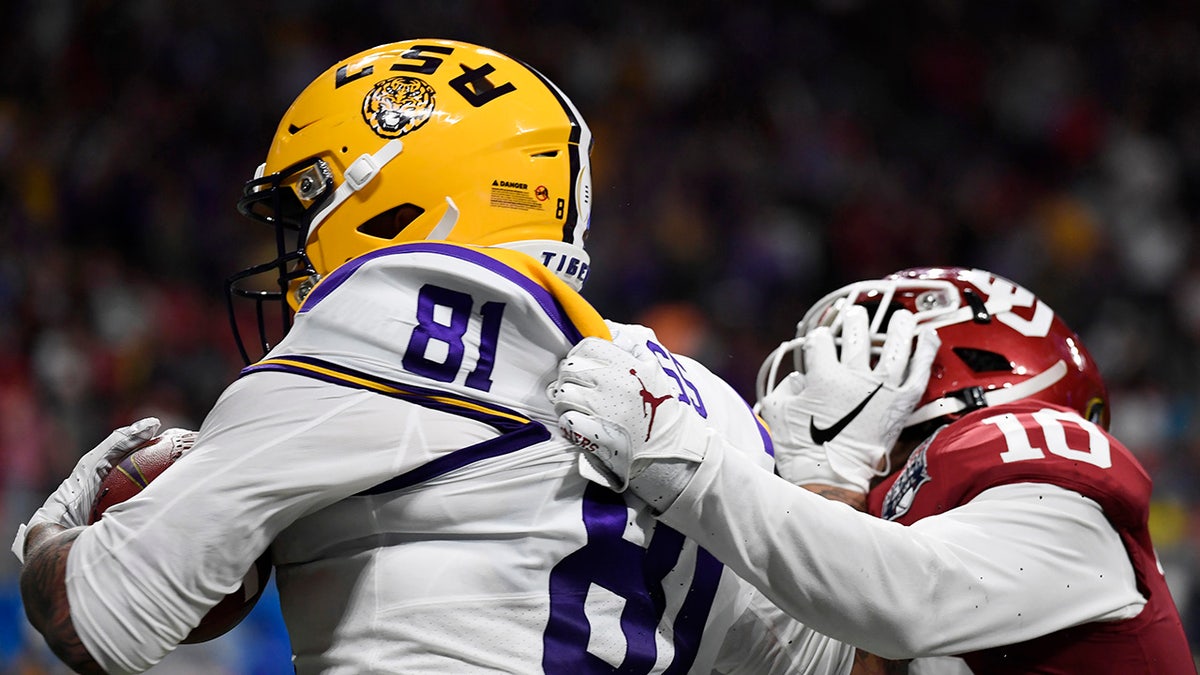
[656,439,1145,659]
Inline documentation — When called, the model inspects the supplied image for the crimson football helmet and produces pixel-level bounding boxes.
[226,39,593,362]
[757,267,1110,431]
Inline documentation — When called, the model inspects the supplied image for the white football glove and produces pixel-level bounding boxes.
[758,306,940,492]
[550,337,712,499]
[604,319,660,360]
[12,417,162,564]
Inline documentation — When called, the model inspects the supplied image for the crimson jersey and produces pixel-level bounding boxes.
[868,401,1194,674]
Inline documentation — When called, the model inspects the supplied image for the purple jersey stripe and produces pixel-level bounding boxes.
[356,424,550,496]
[240,355,554,492]
[240,355,533,431]
[297,242,585,344]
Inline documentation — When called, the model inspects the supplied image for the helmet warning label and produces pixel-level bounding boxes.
[490,179,544,212]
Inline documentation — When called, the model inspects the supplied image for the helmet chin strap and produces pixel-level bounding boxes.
[906,359,1069,426]
[308,139,406,238]
[425,197,460,240]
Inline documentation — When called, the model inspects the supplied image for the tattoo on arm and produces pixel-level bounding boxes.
[20,523,104,674]
[801,483,868,512]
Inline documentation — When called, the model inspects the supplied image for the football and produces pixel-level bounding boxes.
[89,430,272,644]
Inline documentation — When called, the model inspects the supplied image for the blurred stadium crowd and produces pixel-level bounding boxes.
[3,1,1199,671]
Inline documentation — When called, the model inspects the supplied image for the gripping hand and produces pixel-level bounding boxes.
[603,319,660,361]
[758,307,940,491]
[550,337,711,494]
[12,417,162,563]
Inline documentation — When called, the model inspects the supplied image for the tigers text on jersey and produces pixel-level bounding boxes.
[868,401,1195,674]
[63,243,832,674]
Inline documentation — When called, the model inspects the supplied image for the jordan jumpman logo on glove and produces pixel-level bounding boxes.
[550,338,712,493]
[633,369,672,440]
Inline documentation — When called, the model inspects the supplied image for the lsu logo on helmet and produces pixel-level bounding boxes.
[362,76,435,139]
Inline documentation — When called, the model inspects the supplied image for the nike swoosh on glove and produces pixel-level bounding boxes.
[549,337,712,501]
[758,306,940,492]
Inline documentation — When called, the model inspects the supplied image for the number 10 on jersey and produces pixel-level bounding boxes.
[402,284,505,391]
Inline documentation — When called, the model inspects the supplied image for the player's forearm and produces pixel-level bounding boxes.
[801,484,867,512]
[656,439,969,659]
[20,522,104,674]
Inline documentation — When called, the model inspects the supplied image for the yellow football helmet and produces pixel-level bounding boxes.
[227,39,593,361]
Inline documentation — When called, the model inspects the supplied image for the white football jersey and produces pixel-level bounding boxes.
[65,243,843,674]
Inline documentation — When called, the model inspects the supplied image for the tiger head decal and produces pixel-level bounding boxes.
[361,76,436,139]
